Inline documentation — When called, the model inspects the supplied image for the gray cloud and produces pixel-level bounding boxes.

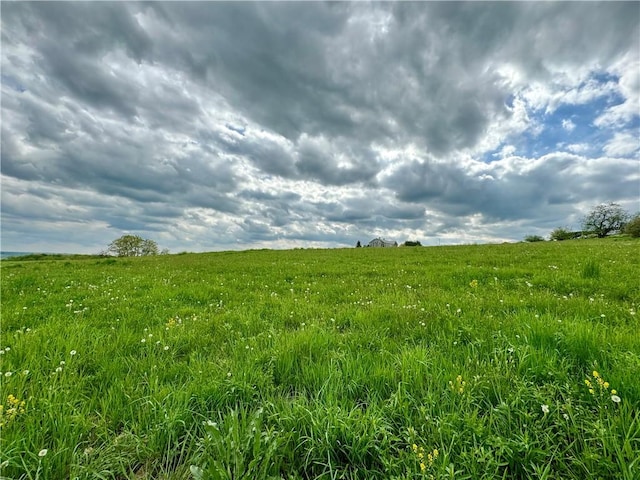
[1,2,638,253]
[384,153,639,221]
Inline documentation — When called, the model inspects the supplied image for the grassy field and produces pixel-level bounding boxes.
[1,239,639,479]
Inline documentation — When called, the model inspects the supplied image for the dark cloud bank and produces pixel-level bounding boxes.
[1,2,639,253]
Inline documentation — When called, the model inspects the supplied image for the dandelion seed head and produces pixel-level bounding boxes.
[611,395,621,403]
[38,449,48,457]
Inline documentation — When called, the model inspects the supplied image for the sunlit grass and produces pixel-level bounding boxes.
[1,239,639,479]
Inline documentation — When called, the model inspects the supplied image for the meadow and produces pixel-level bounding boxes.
[1,239,638,479]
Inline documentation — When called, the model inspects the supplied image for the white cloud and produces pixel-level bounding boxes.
[562,119,576,132]
[603,132,640,157]
[595,56,640,128]
[564,143,590,154]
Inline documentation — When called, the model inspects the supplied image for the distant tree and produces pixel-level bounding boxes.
[356,240,362,248]
[403,240,422,247]
[624,214,640,238]
[524,235,545,242]
[582,203,629,238]
[107,235,159,257]
[141,238,159,256]
[550,227,574,241]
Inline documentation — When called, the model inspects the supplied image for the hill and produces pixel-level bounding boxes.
[1,239,638,479]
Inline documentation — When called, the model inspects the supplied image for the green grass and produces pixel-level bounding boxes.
[1,239,639,479]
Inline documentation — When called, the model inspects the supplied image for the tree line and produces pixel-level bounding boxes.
[526,203,639,242]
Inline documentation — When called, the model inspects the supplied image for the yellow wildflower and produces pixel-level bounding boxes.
[586,371,616,397]
[413,443,437,472]
[0,394,26,427]
[450,375,466,394]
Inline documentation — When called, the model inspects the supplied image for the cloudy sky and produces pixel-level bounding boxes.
[2,2,639,253]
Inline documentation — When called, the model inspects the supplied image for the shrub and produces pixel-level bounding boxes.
[550,228,574,241]
[624,215,640,238]
[524,235,545,242]
[403,240,422,247]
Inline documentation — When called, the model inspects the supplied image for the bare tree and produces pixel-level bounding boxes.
[582,203,629,238]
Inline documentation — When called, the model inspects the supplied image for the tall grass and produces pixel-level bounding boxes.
[1,239,638,479]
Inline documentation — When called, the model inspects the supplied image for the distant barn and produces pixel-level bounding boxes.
[368,238,398,247]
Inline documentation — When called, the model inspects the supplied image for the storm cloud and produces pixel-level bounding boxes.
[1,2,638,253]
